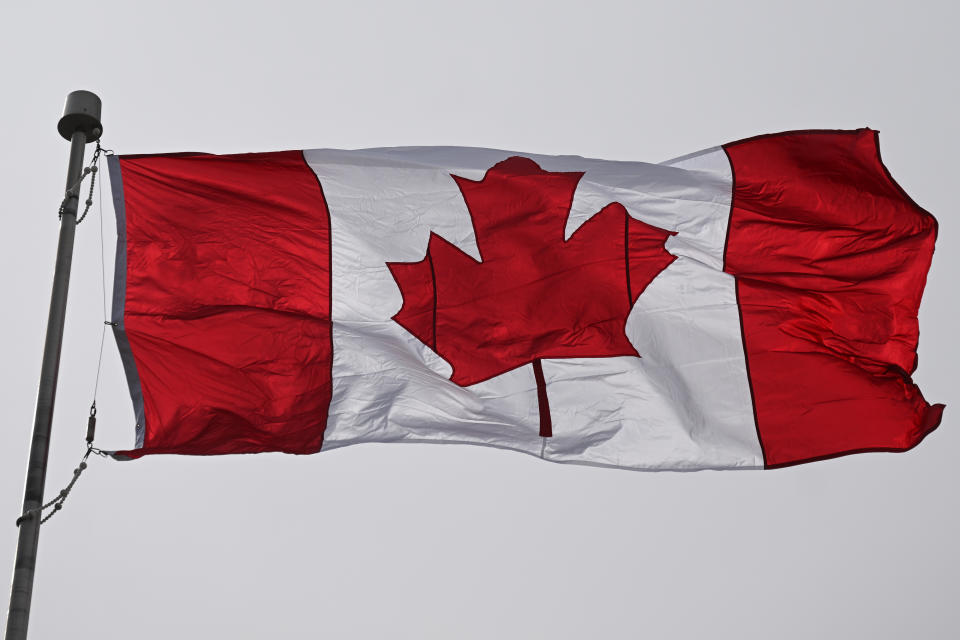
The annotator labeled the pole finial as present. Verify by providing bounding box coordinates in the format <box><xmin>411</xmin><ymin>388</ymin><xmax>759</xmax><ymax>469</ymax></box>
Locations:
<box><xmin>57</xmin><ymin>90</ymin><xmax>102</xmax><ymax>142</ymax></box>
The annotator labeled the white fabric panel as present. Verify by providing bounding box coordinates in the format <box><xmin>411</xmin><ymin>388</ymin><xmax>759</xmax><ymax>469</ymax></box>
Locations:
<box><xmin>305</xmin><ymin>146</ymin><xmax>762</xmax><ymax>470</ymax></box>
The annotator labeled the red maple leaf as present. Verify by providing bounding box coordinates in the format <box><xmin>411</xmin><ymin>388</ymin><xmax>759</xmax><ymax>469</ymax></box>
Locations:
<box><xmin>387</xmin><ymin>156</ymin><xmax>676</xmax><ymax>436</ymax></box>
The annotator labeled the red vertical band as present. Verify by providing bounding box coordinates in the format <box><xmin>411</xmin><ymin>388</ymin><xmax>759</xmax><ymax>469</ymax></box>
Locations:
<box><xmin>115</xmin><ymin>151</ymin><xmax>332</xmax><ymax>457</ymax></box>
<box><xmin>723</xmin><ymin>129</ymin><xmax>943</xmax><ymax>468</ymax></box>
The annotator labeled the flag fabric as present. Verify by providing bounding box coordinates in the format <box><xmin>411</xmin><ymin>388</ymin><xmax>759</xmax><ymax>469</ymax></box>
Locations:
<box><xmin>106</xmin><ymin>128</ymin><xmax>943</xmax><ymax>470</ymax></box>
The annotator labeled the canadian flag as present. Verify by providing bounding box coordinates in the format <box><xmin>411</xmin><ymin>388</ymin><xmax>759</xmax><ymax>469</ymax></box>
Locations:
<box><xmin>107</xmin><ymin>129</ymin><xmax>942</xmax><ymax>470</ymax></box>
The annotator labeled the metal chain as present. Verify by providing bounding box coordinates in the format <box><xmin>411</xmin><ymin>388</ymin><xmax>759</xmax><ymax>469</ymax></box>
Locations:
<box><xmin>18</xmin><ymin>141</ymin><xmax>116</xmax><ymax>529</ymax></box>
<box><xmin>14</xmin><ymin>442</ymin><xmax>106</xmax><ymax>527</ymax></box>
<box><xmin>74</xmin><ymin>164</ymin><xmax>98</xmax><ymax>224</ymax></box>
<box><xmin>58</xmin><ymin>141</ymin><xmax>112</xmax><ymax>224</ymax></box>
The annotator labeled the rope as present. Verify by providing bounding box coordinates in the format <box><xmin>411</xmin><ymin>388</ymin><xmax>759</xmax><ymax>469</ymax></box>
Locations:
<box><xmin>92</xmin><ymin>156</ymin><xmax>110</xmax><ymax>400</ymax></box>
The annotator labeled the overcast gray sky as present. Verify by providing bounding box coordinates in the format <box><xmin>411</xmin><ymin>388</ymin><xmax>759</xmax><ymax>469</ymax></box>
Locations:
<box><xmin>1</xmin><ymin>1</ymin><xmax>957</xmax><ymax>638</ymax></box>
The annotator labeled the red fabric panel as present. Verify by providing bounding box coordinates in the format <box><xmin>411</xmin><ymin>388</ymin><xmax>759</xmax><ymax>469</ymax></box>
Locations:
<box><xmin>117</xmin><ymin>151</ymin><xmax>332</xmax><ymax>457</ymax></box>
<box><xmin>724</xmin><ymin>129</ymin><xmax>943</xmax><ymax>468</ymax></box>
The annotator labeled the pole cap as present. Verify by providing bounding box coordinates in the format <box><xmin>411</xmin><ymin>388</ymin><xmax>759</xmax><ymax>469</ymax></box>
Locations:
<box><xmin>57</xmin><ymin>90</ymin><xmax>103</xmax><ymax>142</ymax></box>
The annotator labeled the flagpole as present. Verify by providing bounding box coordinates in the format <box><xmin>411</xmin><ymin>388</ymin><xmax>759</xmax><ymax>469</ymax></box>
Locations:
<box><xmin>5</xmin><ymin>91</ymin><xmax>102</xmax><ymax>640</ymax></box>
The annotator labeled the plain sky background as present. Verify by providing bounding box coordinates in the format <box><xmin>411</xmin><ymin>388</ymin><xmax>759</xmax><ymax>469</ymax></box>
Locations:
<box><xmin>1</xmin><ymin>1</ymin><xmax>956</xmax><ymax>638</ymax></box>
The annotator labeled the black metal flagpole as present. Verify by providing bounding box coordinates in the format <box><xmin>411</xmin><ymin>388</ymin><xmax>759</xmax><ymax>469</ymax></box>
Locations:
<box><xmin>5</xmin><ymin>91</ymin><xmax>102</xmax><ymax>640</ymax></box>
